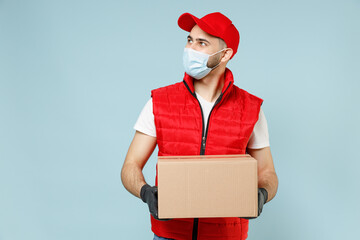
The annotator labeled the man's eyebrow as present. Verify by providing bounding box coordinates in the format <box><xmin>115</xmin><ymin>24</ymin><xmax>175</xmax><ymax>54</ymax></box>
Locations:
<box><xmin>196</xmin><ymin>38</ymin><xmax>210</xmax><ymax>44</ymax></box>
<box><xmin>187</xmin><ymin>35</ymin><xmax>211</xmax><ymax>44</ymax></box>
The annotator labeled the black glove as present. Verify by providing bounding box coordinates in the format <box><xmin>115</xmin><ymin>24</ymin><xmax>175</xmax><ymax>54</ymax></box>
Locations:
<box><xmin>242</xmin><ymin>188</ymin><xmax>268</xmax><ymax>220</ymax></box>
<box><xmin>140</xmin><ymin>184</ymin><xmax>172</xmax><ymax>221</ymax></box>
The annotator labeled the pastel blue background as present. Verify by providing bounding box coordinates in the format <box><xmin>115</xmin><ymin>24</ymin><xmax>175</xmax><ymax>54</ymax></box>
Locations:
<box><xmin>0</xmin><ymin>0</ymin><xmax>359</xmax><ymax>239</ymax></box>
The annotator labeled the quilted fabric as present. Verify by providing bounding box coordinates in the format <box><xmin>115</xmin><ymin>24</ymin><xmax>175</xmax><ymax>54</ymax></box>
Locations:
<box><xmin>150</xmin><ymin>68</ymin><xmax>263</xmax><ymax>240</ymax></box>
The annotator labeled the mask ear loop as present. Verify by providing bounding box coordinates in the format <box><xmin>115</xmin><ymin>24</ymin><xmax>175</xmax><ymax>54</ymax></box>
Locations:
<box><xmin>209</xmin><ymin>48</ymin><xmax>228</xmax><ymax>70</ymax></box>
<box><xmin>209</xmin><ymin>48</ymin><xmax>228</xmax><ymax>56</ymax></box>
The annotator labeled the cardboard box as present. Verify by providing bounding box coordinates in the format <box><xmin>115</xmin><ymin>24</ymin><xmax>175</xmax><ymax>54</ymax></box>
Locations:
<box><xmin>158</xmin><ymin>154</ymin><xmax>258</xmax><ymax>219</ymax></box>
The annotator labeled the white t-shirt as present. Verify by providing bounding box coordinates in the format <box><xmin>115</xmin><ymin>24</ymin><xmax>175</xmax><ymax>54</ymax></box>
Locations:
<box><xmin>134</xmin><ymin>93</ymin><xmax>270</xmax><ymax>149</ymax></box>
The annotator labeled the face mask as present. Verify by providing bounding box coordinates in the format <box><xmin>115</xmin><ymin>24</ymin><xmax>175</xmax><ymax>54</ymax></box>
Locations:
<box><xmin>183</xmin><ymin>48</ymin><xmax>226</xmax><ymax>80</ymax></box>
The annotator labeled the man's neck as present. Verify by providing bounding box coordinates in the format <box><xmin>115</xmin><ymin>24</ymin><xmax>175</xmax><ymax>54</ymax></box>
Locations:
<box><xmin>194</xmin><ymin>66</ymin><xmax>226</xmax><ymax>102</ymax></box>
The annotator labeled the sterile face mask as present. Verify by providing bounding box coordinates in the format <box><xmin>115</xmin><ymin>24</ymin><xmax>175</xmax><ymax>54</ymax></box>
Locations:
<box><xmin>183</xmin><ymin>48</ymin><xmax>226</xmax><ymax>80</ymax></box>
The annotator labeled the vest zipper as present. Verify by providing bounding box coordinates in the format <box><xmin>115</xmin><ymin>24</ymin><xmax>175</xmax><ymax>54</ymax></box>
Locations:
<box><xmin>183</xmin><ymin>80</ymin><xmax>231</xmax><ymax>240</ymax></box>
<box><xmin>200</xmin><ymin>82</ymin><xmax>231</xmax><ymax>154</ymax></box>
<box><xmin>192</xmin><ymin>218</ymin><xmax>199</xmax><ymax>240</ymax></box>
<box><xmin>201</xmin><ymin>94</ymin><xmax>222</xmax><ymax>154</ymax></box>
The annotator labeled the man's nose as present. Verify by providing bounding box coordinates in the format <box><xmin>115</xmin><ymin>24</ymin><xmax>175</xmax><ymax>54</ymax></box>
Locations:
<box><xmin>186</xmin><ymin>44</ymin><xmax>197</xmax><ymax>51</ymax></box>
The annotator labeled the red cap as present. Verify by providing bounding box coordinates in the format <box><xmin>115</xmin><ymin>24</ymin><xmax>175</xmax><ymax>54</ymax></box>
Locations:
<box><xmin>178</xmin><ymin>12</ymin><xmax>240</xmax><ymax>59</ymax></box>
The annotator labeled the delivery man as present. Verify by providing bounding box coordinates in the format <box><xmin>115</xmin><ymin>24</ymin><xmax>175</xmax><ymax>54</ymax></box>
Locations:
<box><xmin>121</xmin><ymin>12</ymin><xmax>278</xmax><ymax>240</ymax></box>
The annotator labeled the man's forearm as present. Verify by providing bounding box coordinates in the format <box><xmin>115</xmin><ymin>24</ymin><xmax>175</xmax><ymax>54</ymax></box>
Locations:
<box><xmin>121</xmin><ymin>163</ymin><xmax>147</xmax><ymax>199</ymax></box>
<box><xmin>258</xmin><ymin>171</ymin><xmax>278</xmax><ymax>202</ymax></box>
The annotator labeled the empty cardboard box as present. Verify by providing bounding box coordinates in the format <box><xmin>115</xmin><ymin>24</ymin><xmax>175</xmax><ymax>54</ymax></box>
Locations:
<box><xmin>158</xmin><ymin>154</ymin><xmax>258</xmax><ymax>219</ymax></box>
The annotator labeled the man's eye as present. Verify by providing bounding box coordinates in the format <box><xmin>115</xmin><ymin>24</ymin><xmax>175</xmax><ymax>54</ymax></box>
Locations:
<box><xmin>187</xmin><ymin>39</ymin><xmax>193</xmax><ymax>43</ymax></box>
<box><xmin>200</xmin><ymin>42</ymin><xmax>206</xmax><ymax>46</ymax></box>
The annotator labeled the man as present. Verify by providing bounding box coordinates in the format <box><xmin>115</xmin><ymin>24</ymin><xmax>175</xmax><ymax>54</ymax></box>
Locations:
<box><xmin>121</xmin><ymin>12</ymin><xmax>278</xmax><ymax>240</ymax></box>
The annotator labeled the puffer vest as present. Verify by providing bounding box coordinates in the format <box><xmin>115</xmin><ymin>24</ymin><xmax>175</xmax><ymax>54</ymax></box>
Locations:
<box><xmin>150</xmin><ymin>68</ymin><xmax>263</xmax><ymax>240</ymax></box>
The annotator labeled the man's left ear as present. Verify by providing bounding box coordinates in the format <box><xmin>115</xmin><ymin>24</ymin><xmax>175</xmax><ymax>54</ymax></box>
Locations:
<box><xmin>222</xmin><ymin>48</ymin><xmax>233</xmax><ymax>62</ymax></box>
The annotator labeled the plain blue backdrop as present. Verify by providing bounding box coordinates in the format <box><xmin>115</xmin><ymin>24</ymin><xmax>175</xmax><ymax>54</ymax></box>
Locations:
<box><xmin>0</xmin><ymin>0</ymin><xmax>359</xmax><ymax>239</ymax></box>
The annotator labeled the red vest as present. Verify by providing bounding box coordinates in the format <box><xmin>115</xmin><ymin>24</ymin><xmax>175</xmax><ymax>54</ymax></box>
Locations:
<box><xmin>150</xmin><ymin>68</ymin><xmax>263</xmax><ymax>240</ymax></box>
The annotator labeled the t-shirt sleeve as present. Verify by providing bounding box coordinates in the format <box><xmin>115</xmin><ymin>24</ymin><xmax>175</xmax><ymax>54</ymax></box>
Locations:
<box><xmin>133</xmin><ymin>98</ymin><xmax>156</xmax><ymax>137</ymax></box>
<box><xmin>247</xmin><ymin>107</ymin><xmax>270</xmax><ymax>149</ymax></box>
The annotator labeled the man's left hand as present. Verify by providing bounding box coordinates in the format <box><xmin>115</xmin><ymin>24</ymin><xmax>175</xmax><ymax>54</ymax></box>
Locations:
<box><xmin>242</xmin><ymin>188</ymin><xmax>268</xmax><ymax>219</ymax></box>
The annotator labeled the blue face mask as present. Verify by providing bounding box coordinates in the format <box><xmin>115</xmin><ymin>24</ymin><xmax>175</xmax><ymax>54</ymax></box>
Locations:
<box><xmin>183</xmin><ymin>48</ymin><xmax>226</xmax><ymax>80</ymax></box>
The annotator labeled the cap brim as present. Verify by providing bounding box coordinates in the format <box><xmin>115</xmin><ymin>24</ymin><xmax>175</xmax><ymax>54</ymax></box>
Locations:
<box><xmin>178</xmin><ymin>13</ymin><xmax>198</xmax><ymax>32</ymax></box>
<box><xmin>178</xmin><ymin>13</ymin><xmax>219</xmax><ymax>37</ymax></box>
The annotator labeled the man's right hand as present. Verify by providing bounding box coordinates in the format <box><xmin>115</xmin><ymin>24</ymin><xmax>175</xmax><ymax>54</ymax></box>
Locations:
<box><xmin>140</xmin><ymin>184</ymin><xmax>172</xmax><ymax>221</ymax></box>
